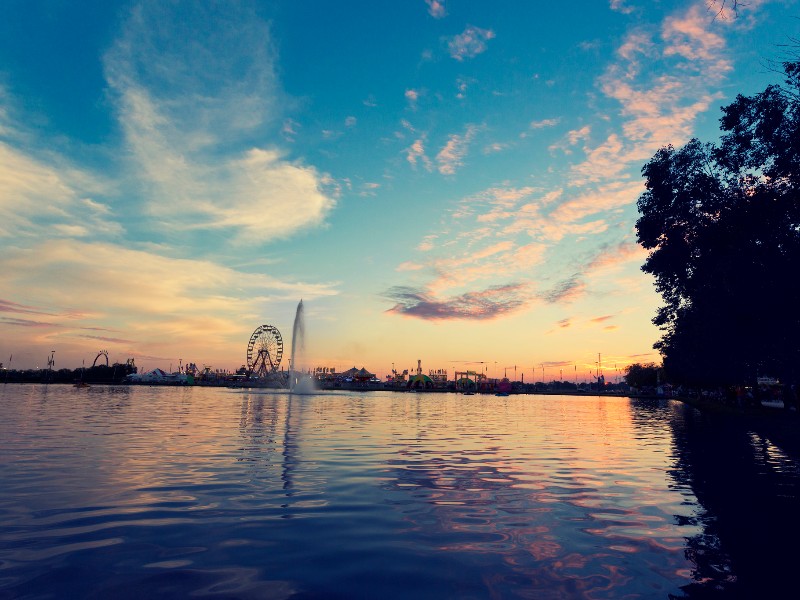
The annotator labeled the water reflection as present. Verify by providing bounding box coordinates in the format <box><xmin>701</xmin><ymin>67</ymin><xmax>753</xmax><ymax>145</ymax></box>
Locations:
<box><xmin>378</xmin><ymin>394</ymin><xmax>696</xmax><ymax>598</ymax></box>
<box><xmin>2</xmin><ymin>386</ymin><xmax>798</xmax><ymax>598</ymax></box>
<box><xmin>666</xmin><ymin>402</ymin><xmax>800</xmax><ymax>598</ymax></box>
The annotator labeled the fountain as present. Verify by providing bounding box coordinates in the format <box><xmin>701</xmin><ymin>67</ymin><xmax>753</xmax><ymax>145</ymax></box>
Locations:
<box><xmin>289</xmin><ymin>300</ymin><xmax>316</xmax><ymax>394</ymax></box>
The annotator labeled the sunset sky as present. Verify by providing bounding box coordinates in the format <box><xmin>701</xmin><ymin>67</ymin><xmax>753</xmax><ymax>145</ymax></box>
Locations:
<box><xmin>1</xmin><ymin>0</ymin><xmax>795</xmax><ymax>379</ymax></box>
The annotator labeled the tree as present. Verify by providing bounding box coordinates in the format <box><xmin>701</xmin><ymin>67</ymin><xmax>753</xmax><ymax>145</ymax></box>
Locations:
<box><xmin>624</xmin><ymin>363</ymin><xmax>662</xmax><ymax>389</ymax></box>
<box><xmin>636</xmin><ymin>60</ymin><xmax>800</xmax><ymax>387</ymax></box>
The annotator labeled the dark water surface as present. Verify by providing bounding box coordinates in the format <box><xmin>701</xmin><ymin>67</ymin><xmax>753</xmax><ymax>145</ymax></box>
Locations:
<box><xmin>1</xmin><ymin>386</ymin><xmax>798</xmax><ymax>599</ymax></box>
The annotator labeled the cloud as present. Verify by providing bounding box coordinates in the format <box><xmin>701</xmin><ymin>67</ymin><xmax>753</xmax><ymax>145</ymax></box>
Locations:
<box><xmin>548</xmin><ymin>181</ymin><xmax>643</xmax><ymax>225</ymax></box>
<box><xmin>610</xmin><ymin>0</ymin><xmax>634</xmax><ymax>14</ymax></box>
<box><xmin>571</xmin><ymin>5</ymin><xmax>731</xmax><ymax>185</ymax></box>
<box><xmin>590</xmin><ymin>315</ymin><xmax>615</xmax><ymax>323</ymax></box>
<box><xmin>418</xmin><ymin>235</ymin><xmax>437</xmax><ymax>251</ymax></box>
<box><xmin>0</xmin><ymin>130</ymin><xmax>121</xmax><ymax>242</ymax></box>
<box><xmin>359</xmin><ymin>182</ymin><xmax>381</xmax><ymax>197</ymax></box>
<box><xmin>383</xmin><ymin>3</ymin><xmax>764</xmax><ymax>327</ymax></box>
<box><xmin>406</xmin><ymin>137</ymin><xmax>433</xmax><ymax>171</ymax></box>
<box><xmin>385</xmin><ymin>283</ymin><xmax>528</xmax><ymax>320</ymax></box>
<box><xmin>425</xmin><ymin>0</ymin><xmax>446</xmax><ymax>19</ymax></box>
<box><xmin>436</xmin><ymin>124</ymin><xmax>481</xmax><ymax>175</ymax></box>
<box><xmin>447</xmin><ymin>25</ymin><xmax>495</xmax><ymax>61</ymax></box>
<box><xmin>104</xmin><ymin>1</ymin><xmax>335</xmax><ymax>243</ymax></box>
<box><xmin>585</xmin><ymin>240</ymin><xmax>647</xmax><ymax>271</ymax></box>
<box><xmin>0</xmin><ymin>239</ymin><xmax>338</xmax><ymax>365</ymax></box>
<box><xmin>396</xmin><ymin>261</ymin><xmax>425</xmax><ymax>272</ymax></box>
<box><xmin>405</xmin><ymin>88</ymin><xmax>420</xmax><ymax>104</ymax></box>
<box><xmin>548</xmin><ymin>125</ymin><xmax>591</xmax><ymax>153</ymax></box>
<box><xmin>282</xmin><ymin>118</ymin><xmax>299</xmax><ymax>141</ymax></box>
<box><xmin>529</xmin><ymin>118</ymin><xmax>561</xmax><ymax>130</ymax></box>
<box><xmin>663</xmin><ymin>7</ymin><xmax>727</xmax><ymax>63</ymax></box>
<box><xmin>0</xmin><ymin>317</ymin><xmax>60</xmax><ymax>329</ymax></box>
<box><xmin>483</xmin><ymin>142</ymin><xmax>509</xmax><ymax>154</ymax></box>
<box><xmin>78</xmin><ymin>334</ymin><xmax>138</xmax><ymax>345</ymax></box>
<box><xmin>540</xmin><ymin>275</ymin><xmax>586</xmax><ymax>304</ymax></box>
<box><xmin>0</xmin><ymin>299</ymin><xmax>54</xmax><ymax>316</ymax></box>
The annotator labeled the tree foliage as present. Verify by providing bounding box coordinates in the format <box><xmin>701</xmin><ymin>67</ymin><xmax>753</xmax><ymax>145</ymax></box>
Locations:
<box><xmin>636</xmin><ymin>61</ymin><xmax>800</xmax><ymax>387</ymax></box>
<box><xmin>624</xmin><ymin>363</ymin><xmax>662</xmax><ymax>389</ymax></box>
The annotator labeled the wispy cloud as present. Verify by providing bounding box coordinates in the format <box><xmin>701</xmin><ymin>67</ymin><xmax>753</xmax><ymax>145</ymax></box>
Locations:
<box><xmin>447</xmin><ymin>25</ymin><xmax>495</xmax><ymax>61</ymax></box>
<box><xmin>539</xmin><ymin>275</ymin><xmax>586</xmax><ymax>304</ymax></box>
<box><xmin>385</xmin><ymin>283</ymin><xmax>528</xmax><ymax>320</ymax></box>
<box><xmin>406</xmin><ymin>137</ymin><xmax>433</xmax><ymax>171</ymax></box>
<box><xmin>548</xmin><ymin>181</ymin><xmax>643</xmax><ymax>225</ymax></box>
<box><xmin>1</xmin><ymin>317</ymin><xmax>60</xmax><ymax>329</ymax></box>
<box><xmin>549</xmin><ymin>125</ymin><xmax>591</xmax><ymax>154</ymax></box>
<box><xmin>104</xmin><ymin>1</ymin><xmax>335</xmax><ymax>243</ymax></box>
<box><xmin>359</xmin><ymin>182</ymin><xmax>381</xmax><ymax>197</ymax></box>
<box><xmin>610</xmin><ymin>0</ymin><xmax>635</xmax><ymax>14</ymax></box>
<box><xmin>425</xmin><ymin>0</ymin><xmax>446</xmax><ymax>19</ymax></box>
<box><xmin>0</xmin><ymin>299</ymin><xmax>54</xmax><ymax>316</ymax></box>
<box><xmin>436</xmin><ymin>124</ymin><xmax>481</xmax><ymax>175</ymax></box>
<box><xmin>0</xmin><ymin>239</ymin><xmax>338</xmax><ymax>363</ymax></box>
<box><xmin>571</xmin><ymin>4</ymin><xmax>731</xmax><ymax>185</ymax></box>
<box><xmin>590</xmin><ymin>314</ymin><xmax>615</xmax><ymax>323</ymax></box>
<box><xmin>530</xmin><ymin>118</ymin><xmax>561</xmax><ymax>130</ymax></box>
<box><xmin>0</xmin><ymin>140</ymin><xmax>112</xmax><ymax>239</ymax></box>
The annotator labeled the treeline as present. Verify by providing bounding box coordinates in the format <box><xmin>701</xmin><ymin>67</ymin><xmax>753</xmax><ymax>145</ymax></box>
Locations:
<box><xmin>2</xmin><ymin>363</ymin><xmax>137</xmax><ymax>385</ymax></box>
<box><xmin>636</xmin><ymin>59</ymin><xmax>800</xmax><ymax>388</ymax></box>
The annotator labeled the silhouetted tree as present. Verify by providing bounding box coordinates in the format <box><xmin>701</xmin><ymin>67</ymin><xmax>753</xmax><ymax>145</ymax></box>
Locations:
<box><xmin>636</xmin><ymin>60</ymin><xmax>800</xmax><ymax>387</ymax></box>
<box><xmin>624</xmin><ymin>363</ymin><xmax>662</xmax><ymax>389</ymax></box>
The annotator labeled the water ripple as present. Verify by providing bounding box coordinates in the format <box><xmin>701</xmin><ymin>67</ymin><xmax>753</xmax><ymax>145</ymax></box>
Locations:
<box><xmin>1</xmin><ymin>387</ymin><xmax>798</xmax><ymax>597</ymax></box>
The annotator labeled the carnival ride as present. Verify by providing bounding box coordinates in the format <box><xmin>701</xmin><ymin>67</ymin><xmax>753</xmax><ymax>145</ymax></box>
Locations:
<box><xmin>246</xmin><ymin>324</ymin><xmax>284</xmax><ymax>378</ymax></box>
<box><xmin>92</xmin><ymin>350</ymin><xmax>109</xmax><ymax>367</ymax></box>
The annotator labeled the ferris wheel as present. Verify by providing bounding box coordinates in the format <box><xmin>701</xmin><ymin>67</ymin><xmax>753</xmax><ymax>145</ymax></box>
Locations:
<box><xmin>246</xmin><ymin>324</ymin><xmax>284</xmax><ymax>376</ymax></box>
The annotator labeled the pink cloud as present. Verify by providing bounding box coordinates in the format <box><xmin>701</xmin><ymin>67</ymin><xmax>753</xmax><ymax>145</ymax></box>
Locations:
<box><xmin>663</xmin><ymin>6</ymin><xmax>727</xmax><ymax>63</ymax></box>
<box><xmin>549</xmin><ymin>125</ymin><xmax>591</xmax><ymax>153</ymax></box>
<box><xmin>436</xmin><ymin>124</ymin><xmax>480</xmax><ymax>175</ymax></box>
<box><xmin>586</xmin><ymin>241</ymin><xmax>648</xmax><ymax>271</ymax></box>
<box><xmin>591</xmin><ymin>314</ymin><xmax>615</xmax><ymax>323</ymax></box>
<box><xmin>570</xmin><ymin>4</ymin><xmax>733</xmax><ymax>186</ymax></box>
<box><xmin>406</xmin><ymin>138</ymin><xmax>433</xmax><ymax>171</ymax></box>
<box><xmin>448</xmin><ymin>26</ymin><xmax>495</xmax><ymax>61</ymax></box>
<box><xmin>548</xmin><ymin>181</ymin><xmax>643</xmax><ymax>225</ymax></box>
<box><xmin>425</xmin><ymin>0</ymin><xmax>446</xmax><ymax>19</ymax></box>
<box><xmin>610</xmin><ymin>0</ymin><xmax>634</xmax><ymax>14</ymax></box>
<box><xmin>396</xmin><ymin>261</ymin><xmax>425</xmax><ymax>272</ymax></box>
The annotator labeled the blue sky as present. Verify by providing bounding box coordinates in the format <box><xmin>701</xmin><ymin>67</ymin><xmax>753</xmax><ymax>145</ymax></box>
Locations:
<box><xmin>1</xmin><ymin>0</ymin><xmax>796</xmax><ymax>378</ymax></box>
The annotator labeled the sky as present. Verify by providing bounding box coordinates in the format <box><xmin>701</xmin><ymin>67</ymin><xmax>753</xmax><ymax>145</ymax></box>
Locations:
<box><xmin>0</xmin><ymin>0</ymin><xmax>796</xmax><ymax>380</ymax></box>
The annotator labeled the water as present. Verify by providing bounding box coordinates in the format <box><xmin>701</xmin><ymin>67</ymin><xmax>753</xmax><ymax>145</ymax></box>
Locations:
<box><xmin>1</xmin><ymin>386</ymin><xmax>798</xmax><ymax>599</ymax></box>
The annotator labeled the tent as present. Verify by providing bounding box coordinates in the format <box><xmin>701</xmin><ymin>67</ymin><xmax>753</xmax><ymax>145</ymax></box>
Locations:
<box><xmin>341</xmin><ymin>367</ymin><xmax>375</xmax><ymax>382</ymax></box>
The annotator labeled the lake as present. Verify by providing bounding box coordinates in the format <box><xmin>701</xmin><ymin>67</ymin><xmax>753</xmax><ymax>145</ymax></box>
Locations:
<box><xmin>1</xmin><ymin>385</ymin><xmax>798</xmax><ymax>598</ymax></box>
